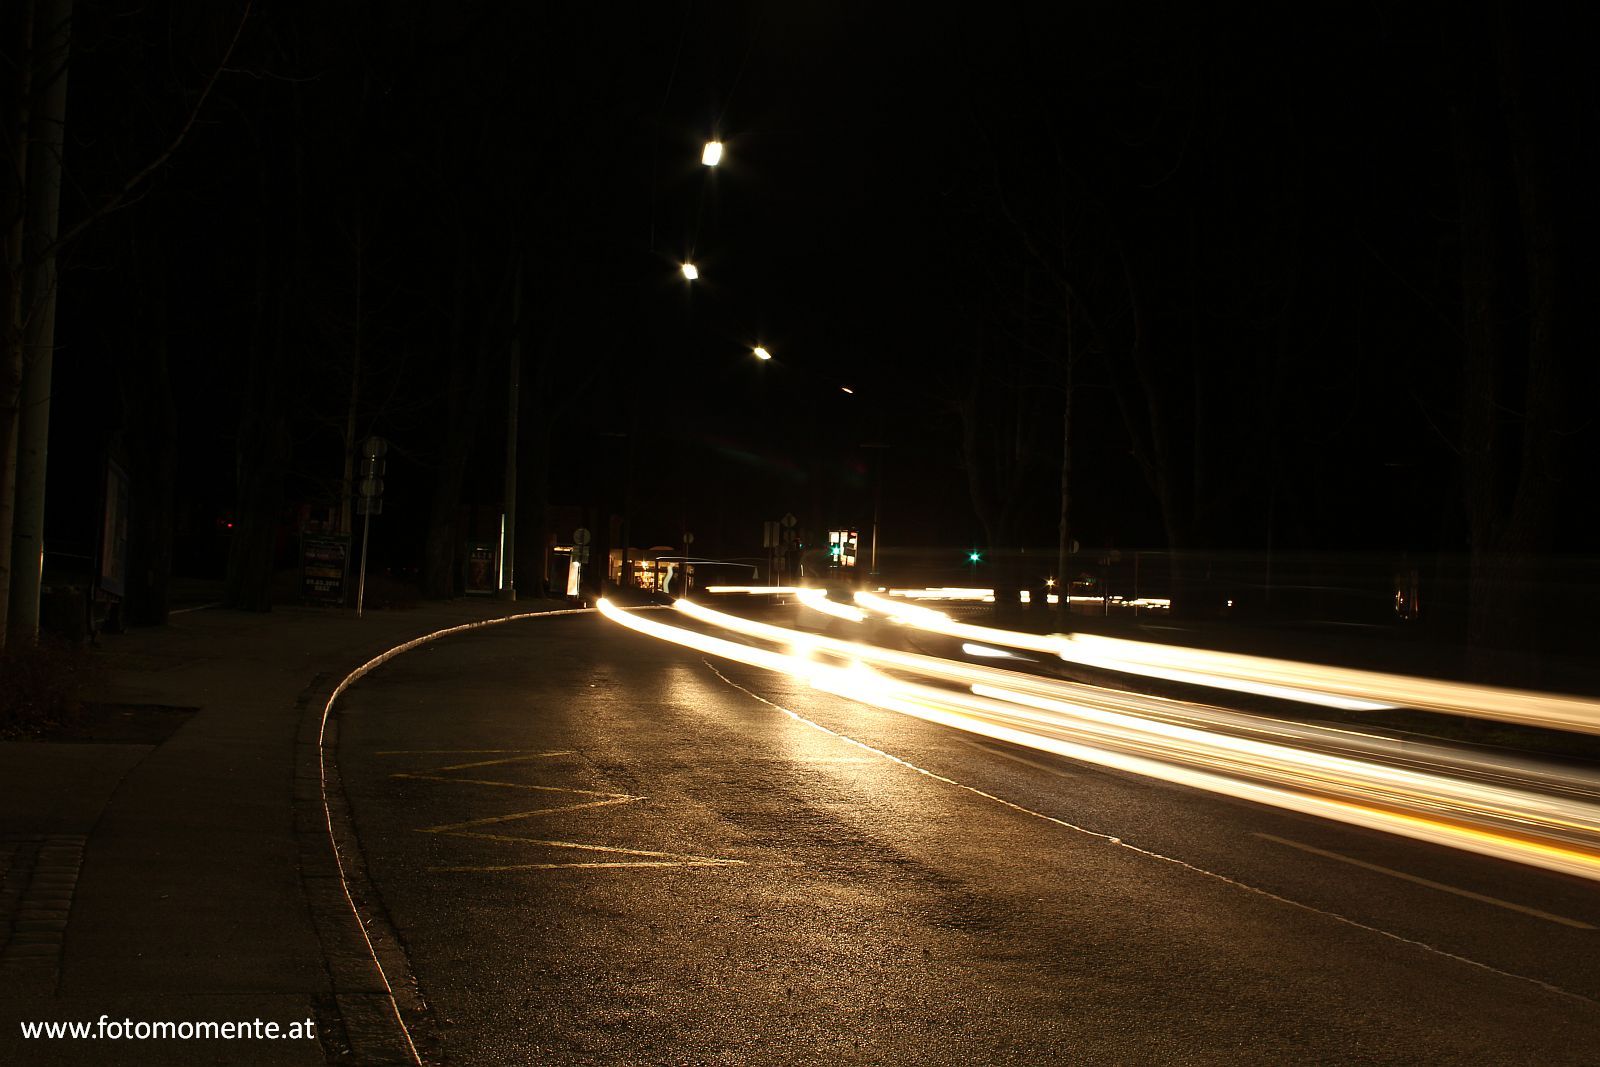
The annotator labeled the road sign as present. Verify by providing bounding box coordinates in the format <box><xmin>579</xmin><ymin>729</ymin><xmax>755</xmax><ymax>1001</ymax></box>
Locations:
<box><xmin>573</xmin><ymin>527</ymin><xmax>591</xmax><ymax>545</ymax></box>
<box><xmin>355</xmin><ymin>497</ymin><xmax>383</xmax><ymax>515</ymax></box>
<box><xmin>763</xmin><ymin>520</ymin><xmax>779</xmax><ymax>548</ymax></box>
<box><xmin>683</xmin><ymin>531</ymin><xmax>695</xmax><ymax>545</ymax></box>
<box><xmin>573</xmin><ymin>545</ymin><xmax>590</xmax><ymax>563</ymax></box>
<box><xmin>780</xmin><ymin>512</ymin><xmax>797</xmax><ymax>528</ymax></box>
<box><xmin>359</xmin><ymin>476</ymin><xmax>384</xmax><ymax>498</ymax></box>
<box><xmin>362</xmin><ymin>435</ymin><xmax>388</xmax><ymax>459</ymax></box>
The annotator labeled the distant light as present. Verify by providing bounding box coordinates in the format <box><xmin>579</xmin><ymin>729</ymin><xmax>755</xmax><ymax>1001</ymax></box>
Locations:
<box><xmin>753</xmin><ymin>346</ymin><xmax>772</xmax><ymax>360</ymax></box>
<box><xmin>841</xmin><ymin>386</ymin><xmax>854</xmax><ymax>394</ymax></box>
<box><xmin>968</xmin><ymin>552</ymin><xmax>981</xmax><ymax>562</ymax></box>
<box><xmin>702</xmin><ymin>140</ymin><xmax>723</xmax><ymax>166</ymax></box>
<box><xmin>681</xmin><ymin>262</ymin><xmax>698</xmax><ymax>280</ymax></box>
<box><xmin>1045</xmin><ymin>577</ymin><xmax>1056</xmax><ymax>588</ymax></box>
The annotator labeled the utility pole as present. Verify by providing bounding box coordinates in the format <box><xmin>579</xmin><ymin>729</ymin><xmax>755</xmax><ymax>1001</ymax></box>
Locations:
<box><xmin>498</xmin><ymin>257</ymin><xmax>522</xmax><ymax>601</ymax></box>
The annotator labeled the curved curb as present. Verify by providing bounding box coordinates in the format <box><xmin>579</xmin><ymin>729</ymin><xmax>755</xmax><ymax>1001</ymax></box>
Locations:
<box><xmin>310</xmin><ymin>606</ymin><xmax>599</xmax><ymax>1064</ymax></box>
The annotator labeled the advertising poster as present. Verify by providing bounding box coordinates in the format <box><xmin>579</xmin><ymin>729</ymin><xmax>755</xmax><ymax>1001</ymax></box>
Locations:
<box><xmin>301</xmin><ymin>534</ymin><xmax>351</xmax><ymax>604</ymax></box>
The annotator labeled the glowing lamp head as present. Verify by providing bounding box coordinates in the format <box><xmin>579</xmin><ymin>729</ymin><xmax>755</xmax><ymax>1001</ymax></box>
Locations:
<box><xmin>702</xmin><ymin>140</ymin><xmax>723</xmax><ymax>166</ymax></box>
<box><xmin>753</xmin><ymin>346</ymin><xmax>772</xmax><ymax>360</ymax></box>
<box><xmin>968</xmin><ymin>551</ymin><xmax>981</xmax><ymax>562</ymax></box>
<box><xmin>681</xmin><ymin>262</ymin><xmax>699</xmax><ymax>281</ymax></box>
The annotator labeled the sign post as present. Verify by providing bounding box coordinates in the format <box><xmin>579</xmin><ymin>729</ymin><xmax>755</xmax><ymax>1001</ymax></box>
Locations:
<box><xmin>570</xmin><ymin>527</ymin><xmax>590</xmax><ymax>597</ymax></box>
<box><xmin>355</xmin><ymin>435</ymin><xmax>387</xmax><ymax>616</ymax></box>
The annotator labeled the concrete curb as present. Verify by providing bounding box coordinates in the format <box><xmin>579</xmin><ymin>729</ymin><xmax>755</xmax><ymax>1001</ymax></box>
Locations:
<box><xmin>295</xmin><ymin>607</ymin><xmax>597</xmax><ymax>1066</ymax></box>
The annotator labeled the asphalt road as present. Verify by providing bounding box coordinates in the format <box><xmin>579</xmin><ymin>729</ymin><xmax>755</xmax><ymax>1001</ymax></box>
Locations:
<box><xmin>334</xmin><ymin>608</ymin><xmax>1600</xmax><ymax>1064</ymax></box>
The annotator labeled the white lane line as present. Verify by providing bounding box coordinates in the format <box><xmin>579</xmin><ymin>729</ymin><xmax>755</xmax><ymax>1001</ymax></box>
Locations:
<box><xmin>701</xmin><ymin>660</ymin><xmax>1600</xmax><ymax>1010</ymax></box>
<box><xmin>170</xmin><ymin>601</ymin><xmax>222</xmax><ymax>615</ymax></box>
<box><xmin>955</xmin><ymin>737</ymin><xmax>1077</xmax><ymax>779</ymax></box>
<box><xmin>1253</xmin><ymin>833</ymin><xmax>1596</xmax><ymax>930</ymax></box>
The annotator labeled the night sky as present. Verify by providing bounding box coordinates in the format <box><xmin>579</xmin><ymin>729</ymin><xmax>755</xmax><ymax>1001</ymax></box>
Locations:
<box><xmin>27</xmin><ymin>2</ymin><xmax>1600</xmax><ymax>637</ymax></box>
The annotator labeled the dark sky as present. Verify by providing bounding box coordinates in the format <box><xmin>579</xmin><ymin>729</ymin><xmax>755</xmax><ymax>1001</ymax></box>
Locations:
<box><xmin>40</xmin><ymin>1</ymin><xmax>1600</xmax><ymax>596</ymax></box>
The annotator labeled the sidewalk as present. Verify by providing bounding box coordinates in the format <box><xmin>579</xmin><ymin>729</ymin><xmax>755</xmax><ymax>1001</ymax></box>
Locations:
<box><xmin>1</xmin><ymin>596</ymin><xmax>570</xmax><ymax>1065</ymax></box>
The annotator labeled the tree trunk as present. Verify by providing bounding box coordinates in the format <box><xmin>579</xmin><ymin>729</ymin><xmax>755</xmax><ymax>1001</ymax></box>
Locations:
<box><xmin>421</xmin><ymin>251</ymin><xmax>482</xmax><ymax>599</ymax></box>
<box><xmin>1055</xmin><ymin>294</ymin><xmax>1074</xmax><ymax>626</ymax></box>
<box><xmin>121</xmin><ymin>221</ymin><xmax>176</xmax><ymax>625</ymax></box>
<box><xmin>226</xmin><ymin>84</ymin><xmax>300</xmax><ymax>611</ymax></box>
<box><xmin>5</xmin><ymin>0</ymin><xmax>71</xmax><ymax>648</ymax></box>
<box><xmin>0</xmin><ymin>0</ymin><xmax>38</xmax><ymax>650</ymax></box>
<box><xmin>1454</xmin><ymin>10</ymin><xmax>1563</xmax><ymax>684</ymax></box>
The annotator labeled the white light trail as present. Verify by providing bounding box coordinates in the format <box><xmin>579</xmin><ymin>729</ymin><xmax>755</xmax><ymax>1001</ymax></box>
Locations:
<box><xmin>858</xmin><ymin>588</ymin><xmax>1600</xmax><ymax>733</ymax></box>
<box><xmin>597</xmin><ymin>597</ymin><xmax>1600</xmax><ymax>882</ymax></box>
<box><xmin>705</xmin><ymin>586</ymin><xmax>797</xmax><ymax>595</ymax></box>
<box><xmin>795</xmin><ymin>587</ymin><xmax>867</xmax><ymax>623</ymax></box>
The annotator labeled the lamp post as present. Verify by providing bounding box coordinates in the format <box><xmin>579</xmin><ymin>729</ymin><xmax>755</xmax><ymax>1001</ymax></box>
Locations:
<box><xmin>860</xmin><ymin>441</ymin><xmax>888</xmax><ymax>578</ymax></box>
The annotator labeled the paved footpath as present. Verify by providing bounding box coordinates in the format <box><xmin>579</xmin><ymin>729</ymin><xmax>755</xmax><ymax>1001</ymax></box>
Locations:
<box><xmin>1</xmin><ymin>597</ymin><xmax>569</xmax><ymax>1066</ymax></box>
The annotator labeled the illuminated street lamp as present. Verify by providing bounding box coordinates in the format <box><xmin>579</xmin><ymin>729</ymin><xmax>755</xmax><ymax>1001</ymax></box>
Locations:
<box><xmin>753</xmin><ymin>345</ymin><xmax>772</xmax><ymax>360</ymax></box>
<box><xmin>681</xmin><ymin>262</ymin><xmax>699</xmax><ymax>281</ymax></box>
<box><xmin>702</xmin><ymin>140</ymin><xmax>723</xmax><ymax>166</ymax></box>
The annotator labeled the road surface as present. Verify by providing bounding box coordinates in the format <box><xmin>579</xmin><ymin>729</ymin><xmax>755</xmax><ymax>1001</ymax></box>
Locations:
<box><xmin>332</xmin><ymin>608</ymin><xmax>1600</xmax><ymax>1064</ymax></box>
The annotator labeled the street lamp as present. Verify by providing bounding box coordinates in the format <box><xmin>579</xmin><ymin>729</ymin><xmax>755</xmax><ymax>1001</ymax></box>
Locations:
<box><xmin>681</xmin><ymin>262</ymin><xmax>699</xmax><ymax>281</ymax></box>
<box><xmin>753</xmin><ymin>345</ymin><xmax>772</xmax><ymax>360</ymax></box>
<box><xmin>702</xmin><ymin>140</ymin><xmax>723</xmax><ymax>166</ymax></box>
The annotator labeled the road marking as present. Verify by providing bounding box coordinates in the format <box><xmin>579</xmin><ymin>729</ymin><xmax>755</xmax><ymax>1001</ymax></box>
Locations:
<box><xmin>955</xmin><ymin>737</ymin><xmax>1077</xmax><ymax>779</ymax></box>
<box><xmin>409</xmin><ymin>752</ymin><xmax>575</xmax><ymax>773</ymax></box>
<box><xmin>701</xmin><ymin>660</ymin><xmax>1600</xmax><ymax>1009</ymax></box>
<box><xmin>170</xmin><ymin>601</ymin><xmax>222</xmax><ymax>615</ymax></box>
<box><xmin>1252</xmin><ymin>833</ymin><xmax>1596</xmax><ymax>929</ymax></box>
<box><xmin>377</xmin><ymin>748</ymin><xmax>567</xmax><ymax>755</ymax></box>
<box><xmin>434</xmin><ymin>860</ymin><xmax>736</xmax><ymax>872</ymax></box>
<box><xmin>430</xmin><ymin>837</ymin><xmax>745</xmax><ymax>872</ymax></box>
<box><xmin>421</xmin><ymin>797</ymin><xmax>639</xmax><ymax>834</ymax></box>
<box><xmin>393</xmin><ymin>748</ymin><xmax>742</xmax><ymax>873</ymax></box>
<box><xmin>393</xmin><ymin>774</ymin><xmax>634</xmax><ymax>797</ymax></box>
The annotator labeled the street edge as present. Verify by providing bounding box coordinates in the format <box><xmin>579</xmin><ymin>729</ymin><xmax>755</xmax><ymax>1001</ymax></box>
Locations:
<box><xmin>306</xmin><ymin>605</ymin><xmax>600</xmax><ymax>1065</ymax></box>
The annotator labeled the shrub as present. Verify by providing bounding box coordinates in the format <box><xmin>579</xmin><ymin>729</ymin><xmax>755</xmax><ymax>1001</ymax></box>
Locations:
<box><xmin>0</xmin><ymin>635</ymin><xmax>96</xmax><ymax>739</ymax></box>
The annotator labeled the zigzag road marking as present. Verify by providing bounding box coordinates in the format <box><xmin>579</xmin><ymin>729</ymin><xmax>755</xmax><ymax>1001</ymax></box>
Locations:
<box><xmin>381</xmin><ymin>748</ymin><xmax>744</xmax><ymax>872</ymax></box>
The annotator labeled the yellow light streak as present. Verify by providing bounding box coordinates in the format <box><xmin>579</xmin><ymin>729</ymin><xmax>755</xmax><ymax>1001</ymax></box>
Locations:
<box><xmin>598</xmin><ymin>597</ymin><xmax>1600</xmax><ymax>882</ymax></box>
<box><xmin>795</xmin><ymin>587</ymin><xmax>867</xmax><ymax>623</ymax></box>
<box><xmin>705</xmin><ymin>585</ymin><xmax>798</xmax><ymax>595</ymax></box>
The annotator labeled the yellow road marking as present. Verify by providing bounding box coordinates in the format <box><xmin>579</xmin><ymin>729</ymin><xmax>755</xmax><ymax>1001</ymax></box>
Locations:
<box><xmin>376</xmin><ymin>749</ymin><xmax>568</xmax><ymax>755</ymax></box>
<box><xmin>391</xmin><ymin>749</ymin><xmax>742</xmax><ymax>873</ymax></box>
<box><xmin>421</xmin><ymin>798</ymin><xmax>639</xmax><ymax>834</ymax></box>
<box><xmin>434</xmin><ymin>861</ymin><xmax>735</xmax><ymax>871</ymax></box>
<box><xmin>392</xmin><ymin>773</ymin><xmax>636</xmax><ymax>798</ymax></box>
<box><xmin>444</xmin><ymin>835</ymin><xmax>744</xmax><ymax>865</ymax></box>
<box><xmin>1253</xmin><ymin>833</ymin><xmax>1597</xmax><ymax>929</ymax></box>
<box><xmin>418</xmin><ymin>752</ymin><xmax>576</xmax><ymax>773</ymax></box>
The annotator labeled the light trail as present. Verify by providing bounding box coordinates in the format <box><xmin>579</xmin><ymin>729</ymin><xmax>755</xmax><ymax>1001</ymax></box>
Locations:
<box><xmin>794</xmin><ymin>587</ymin><xmax>867</xmax><ymax>623</ymax></box>
<box><xmin>854</xmin><ymin>591</ymin><xmax>1600</xmax><ymax>733</ymax></box>
<box><xmin>597</xmin><ymin>597</ymin><xmax>1600</xmax><ymax>882</ymax></box>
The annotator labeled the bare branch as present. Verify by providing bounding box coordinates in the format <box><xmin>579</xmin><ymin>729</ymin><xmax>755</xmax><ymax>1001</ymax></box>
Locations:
<box><xmin>45</xmin><ymin>1</ymin><xmax>253</xmax><ymax>260</ymax></box>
